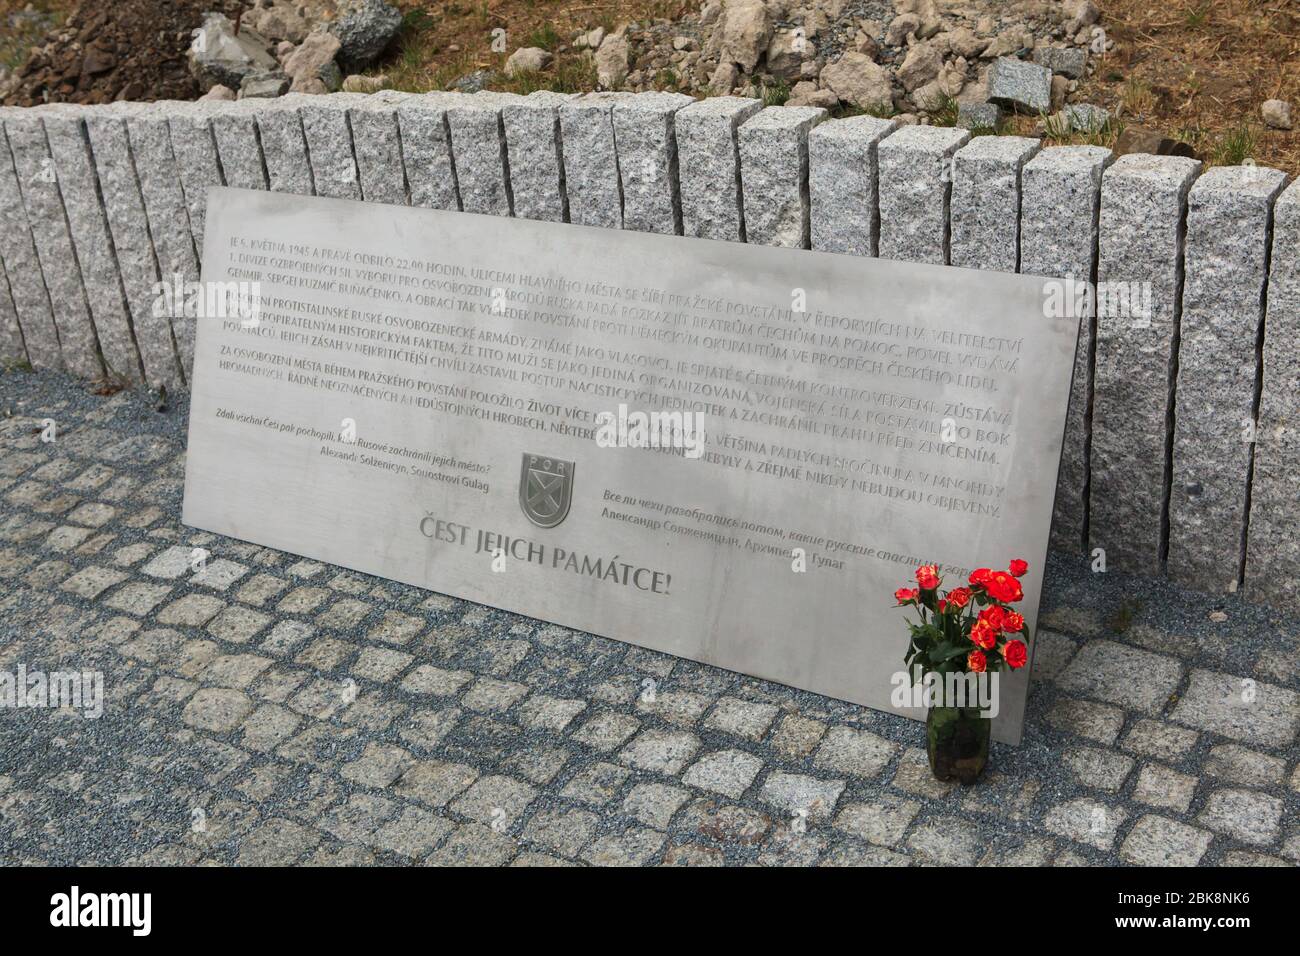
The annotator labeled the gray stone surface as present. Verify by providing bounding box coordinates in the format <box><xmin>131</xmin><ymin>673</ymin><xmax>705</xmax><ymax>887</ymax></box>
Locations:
<box><xmin>239</xmin><ymin>71</ymin><xmax>291</xmax><ymax>100</ymax></box>
<box><xmin>1033</xmin><ymin>46</ymin><xmax>1087</xmax><ymax>79</ymax></box>
<box><xmin>167</xmin><ymin>104</ymin><xmax>226</xmax><ymax>253</ymax></box>
<box><xmin>1058</xmin><ymin>640</ymin><xmax>1183</xmax><ymax>714</ymax></box>
<box><xmin>2</xmin><ymin>372</ymin><xmax>1299</xmax><ymax>866</ymax></box>
<box><xmin>1091</xmin><ymin>154</ymin><xmax>1201</xmax><ymax>571</ymax></box>
<box><xmin>254</xmin><ymin>96</ymin><xmax>315</xmax><ymax>196</ymax></box>
<box><xmin>206</xmin><ymin>100</ymin><xmax>270</xmax><ymax>191</ymax></box>
<box><xmin>39</xmin><ymin>106</ymin><xmax>144</xmax><ymax>384</ymax></box>
<box><xmin>445</xmin><ymin>92</ymin><xmax>519</xmax><ymax>217</ymax></box>
<box><xmin>3</xmin><ymin>112</ymin><xmax>102</xmax><ymax>380</ymax></box>
<box><xmin>395</xmin><ymin>93</ymin><xmax>459</xmax><ymax>212</ymax></box>
<box><xmin>559</xmin><ymin>93</ymin><xmax>632</xmax><ymax>230</ymax></box>
<box><xmin>1064</xmin><ymin>103</ymin><xmax>1109</xmax><ymax>133</ymax></box>
<box><xmin>738</xmin><ymin>105</ymin><xmax>827</xmax><ymax>248</ymax></box>
<box><xmin>1120</xmin><ymin>815</ymin><xmax>1212</xmax><ymax>865</ymax></box>
<box><xmin>330</xmin><ymin>0</ymin><xmax>403</xmax><ymax>73</ymax></box>
<box><xmin>957</xmin><ymin>102</ymin><xmax>1001</xmax><ymax>131</ymax></box>
<box><xmin>127</xmin><ymin>104</ymin><xmax>201</xmax><ymax>380</ymax></box>
<box><xmin>299</xmin><ymin>94</ymin><xmax>363</xmax><ymax>201</ymax></box>
<box><xmin>1247</xmin><ymin>179</ymin><xmax>1300</xmax><ymax>606</ymax></box>
<box><xmin>0</xmin><ymin>116</ymin><xmax>64</xmax><ymax>372</ymax></box>
<box><xmin>676</xmin><ymin>96</ymin><xmax>762</xmax><ymax>242</ymax></box>
<box><xmin>877</xmin><ymin>124</ymin><xmax>969</xmax><ymax>264</ymax></box>
<box><xmin>349</xmin><ymin>92</ymin><xmax>409</xmax><ymax>206</ymax></box>
<box><xmin>501</xmin><ymin>92</ymin><xmax>573</xmax><ymax>224</ymax></box>
<box><xmin>1171</xmin><ymin>669</ymin><xmax>1299</xmax><ymax>747</ymax></box>
<box><xmin>1167</xmin><ymin>165</ymin><xmax>1288</xmax><ymax>592</ymax></box>
<box><xmin>808</xmin><ymin>114</ymin><xmax>897</xmax><ymax>257</ymax></box>
<box><xmin>950</xmin><ymin>135</ymin><xmax>1039</xmax><ymax>272</ymax></box>
<box><xmin>987</xmin><ymin>56</ymin><xmax>1052</xmax><ymax>113</ymax></box>
<box><xmin>1197</xmin><ymin>788</ymin><xmax>1282</xmax><ymax>846</ymax></box>
<box><xmin>0</xmin><ymin>254</ymin><xmax>22</xmax><ymax>367</ymax></box>
<box><xmin>612</xmin><ymin>92</ymin><xmax>693</xmax><ymax>235</ymax></box>
<box><xmin>84</xmin><ymin>106</ymin><xmax>183</xmax><ymax>389</ymax></box>
<box><xmin>1020</xmin><ymin>146</ymin><xmax>1112</xmax><ymax>551</ymax></box>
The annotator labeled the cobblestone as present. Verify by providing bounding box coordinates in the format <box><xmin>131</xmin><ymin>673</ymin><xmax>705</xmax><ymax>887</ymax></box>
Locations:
<box><xmin>3</xmin><ymin>375</ymin><xmax>1298</xmax><ymax>865</ymax></box>
<box><xmin>1120</xmin><ymin>815</ymin><xmax>1214</xmax><ymax>866</ymax></box>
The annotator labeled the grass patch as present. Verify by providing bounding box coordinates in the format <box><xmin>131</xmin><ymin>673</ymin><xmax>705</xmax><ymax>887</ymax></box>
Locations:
<box><xmin>495</xmin><ymin>54</ymin><xmax>598</xmax><ymax>95</ymax></box>
<box><xmin>929</xmin><ymin>95</ymin><xmax>960</xmax><ymax>128</ymax></box>
<box><xmin>860</xmin><ymin>100</ymin><xmax>898</xmax><ymax>119</ymax></box>
<box><xmin>761</xmin><ymin>81</ymin><xmax>790</xmax><ymax>107</ymax></box>
<box><xmin>1042</xmin><ymin>110</ymin><xmax>1073</xmax><ymax>140</ymax></box>
<box><xmin>1184</xmin><ymin>1</ymin><xmax>1212</xmax><ymax>28</ymax></box>
<box><xmin>525</xmin><ymin>24</ymin><xmax>562</xmax><ymax>51</ymax></box>
<box><xmin>1117</xmin><ymin>77</ymin><xmax>1156</xmax><ymax>118</ymax></box>
<box><xmin>0</xmin><ymin>0</ymin><xmax>67</xmax><ymax>72</ymax></box>
<box><xmin>1212</xmin><ymin>124</ymin><xmax>1257</xmax><ymax>166</ymax></box>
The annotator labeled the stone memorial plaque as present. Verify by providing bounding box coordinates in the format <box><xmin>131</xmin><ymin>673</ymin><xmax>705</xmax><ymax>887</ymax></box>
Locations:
<box><xmin>183</xmin><ymin>188</ymin><xmax>1079</xmax><ymax>743</ymax></box>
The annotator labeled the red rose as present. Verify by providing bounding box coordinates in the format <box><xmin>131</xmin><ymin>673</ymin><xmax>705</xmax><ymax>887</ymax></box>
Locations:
<box><xmin>970</xmin><ymin>619</ymin><xmax>997</xmax><ymax>650</ymax></box>
<box><xmin>1009</xmin><ymin>558</ymin><xmax>1028</xmax><ymax>577</ymax></box>
<box><xmin>967</xmin><ymin>649</ymin><xmax>987</xmax><ymax>673</ymax></box>
<box><xmin>894</xmin><ymin>587</ymin><xmax>919</xmax><ymax>604</ymax></box>
<box><xmin>915</xmin><ymin>564</ymin><xmax>940</xmax><ymax>590</ymax></box>
<box><xmin>945</xmin><ymin>587</ymin><xmax>972</xmax><ymax>609</ymax></box>
<box><xmin>1003</xmin><ymin>611</ymin><xmax>1024</xmax><ymax>632</ymax></box>
<box><xmin>968</xmin><ymin>568</ymin><xmax>992</xmax><ymax>587</ymax></box>
<box><xmin>985</xmin><ymin>571</ymin><xmax>1024</xmax><ymax>604</ymax></box>
<box><xmin>978</xmin><ymin>605</ymin><xmax>1006</xmax><ymax>631</ymax></box>
<box><xmin>1001</xmin><ymin>639</ymin><xmax>1028</xmax><ymax>669</ymax></box>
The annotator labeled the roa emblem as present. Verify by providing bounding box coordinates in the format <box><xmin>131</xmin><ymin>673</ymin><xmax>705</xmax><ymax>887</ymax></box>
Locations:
<box><xmin>519</xmin><ymin>454</ymin><xmax>574</xmax><ymax>528</ymax></box>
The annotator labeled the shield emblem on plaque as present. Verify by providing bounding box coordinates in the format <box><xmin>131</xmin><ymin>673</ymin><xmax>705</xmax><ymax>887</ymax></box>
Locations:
<box><xmin>519</xmin><ymin>454</ymin><xmax>574</xmax><ymax>529</ymax></box>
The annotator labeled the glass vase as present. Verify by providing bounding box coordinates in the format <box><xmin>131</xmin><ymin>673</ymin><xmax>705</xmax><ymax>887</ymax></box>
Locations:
<box><xmin>926</xmin><ymin>705</ymin><xmax>991</xmax><ymax>785</ymax></box>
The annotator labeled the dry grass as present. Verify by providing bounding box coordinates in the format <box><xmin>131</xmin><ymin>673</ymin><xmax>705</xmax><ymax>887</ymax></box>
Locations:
<box><xmin>0</xmin><ymin>0</ymin><xmax>70</xmax><ymax>71</ymax></box>
<box><xmin>373</xmin><ymin>0</ymin><xmax>690</xmax><ymax>94</ymax></box>
<box><xmin>1008</xmin><ymin>0</ymin><xmax>1299</xmax><ymax>170</ymax></box>
<box><xmin>373</xmin><ymin>0</ymin><xmax>1297</xmax><ymax>170</ymax></box>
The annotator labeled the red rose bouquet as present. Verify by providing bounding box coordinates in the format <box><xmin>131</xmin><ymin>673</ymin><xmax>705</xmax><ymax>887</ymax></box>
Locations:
<box><xmin>894</xmin><ymin>559</ymin><xmax>1033</xmax><ymax>783</ymax></box>
<box><xmin>897</xmin><ymin>560</ymin><xmax>1031</xmax><ymax>683</ymax></box>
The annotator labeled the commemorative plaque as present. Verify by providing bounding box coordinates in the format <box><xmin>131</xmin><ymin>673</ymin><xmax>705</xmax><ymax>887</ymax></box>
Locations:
<box><xmin>183</xmin><ymin>187</ymin><xmax>1078</xmax><ymax>743</ymax></box>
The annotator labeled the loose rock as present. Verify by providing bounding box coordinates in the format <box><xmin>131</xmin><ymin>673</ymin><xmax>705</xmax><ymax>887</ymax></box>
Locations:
<box><xmin>187</xmin><ymin>12</ymin><xmax>278</xmax><ymax>92</ymax></box>
<box><xmin>595</xmin><ymin>33</ymin><xmax>631</xmax><ymax>88</ymax></box>
<box><xmin>329</xmin><ymin>0</ymin><xmax>404</xmax><ymax>73</ymax></box>
<box><xmin>717</xmin><ymin>0</ymin><xmax>772</xmax><ymax>72</ymax></box>
<box><xmin>238</xmin><ymin>70</ymin><xmax>290</xmax><ymax>99</ymax></box>
<box><xmin>1034</xmin><ymin>46</ymin><xmax>1087</xmax><ymax>79</ymax></box>
<box><xmin>283</xmin><ymin>31</ymin><xmax>343</xmax><ymax>95</ymax></box>
<box><xmin>505</xmin><ymin>47</ymin><xmax>553</xmax><ymax>78</ymax></box>
<box><xmin>1261</xmin><ymin>99</ymin><xmax>1293</xmax><ymax>130</ymax></box>
<box><xmin>820</xmin><ymin>51</ymin><xmax>892</xmax><ymax>112</ymax></box>
<box><xmin>986</xmin><ymin>56</ymin><xmax>1052</xmax><ymax>113</ymax></box>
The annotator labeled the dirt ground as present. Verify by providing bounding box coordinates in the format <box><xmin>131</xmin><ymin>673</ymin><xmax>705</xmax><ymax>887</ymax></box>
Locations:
<box><xmin>1</xmin><ymin>0</ymin><xmax>1296</xmax><ymax>170</ymax></box>
<box><xmin>375</xmin><ymin>0</ymin><xmax>689</xmax><ymax>93</ymax></box>
<box><xmin>1069</xmin><ymin>0</ymin><xmax>1299</xmax><ymax>169</ymax></box>
<box><xmin>1</xmin><ymin>0</ymin><xmax>248</xmax><ymax>105</ymax></box>
<box><xmin>380</xmin><ymin>0</ymin><xmax>1300</xmax><ymax>170</ymax></box>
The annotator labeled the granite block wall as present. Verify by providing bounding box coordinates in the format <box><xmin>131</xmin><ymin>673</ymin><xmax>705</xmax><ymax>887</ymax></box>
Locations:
<box><xmin>0</xmin><ymin>92</ymin><xmax>1293</xmax><ymax>608</ymax></box>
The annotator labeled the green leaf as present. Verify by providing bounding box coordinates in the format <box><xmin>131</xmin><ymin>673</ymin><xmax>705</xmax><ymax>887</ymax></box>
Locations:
<box><xmin>931</xmin><ymin>641</ymin><xmax>969</xmax><ymax>663</ymax></box>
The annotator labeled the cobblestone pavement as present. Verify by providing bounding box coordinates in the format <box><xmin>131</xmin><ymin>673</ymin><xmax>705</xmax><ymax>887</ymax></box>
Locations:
<box><xmin>1</xmin><ymin>372</ymin><xmax>1297</xmax><ymax>867</ymax></box>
